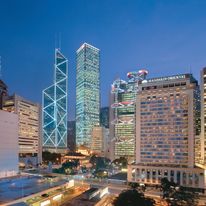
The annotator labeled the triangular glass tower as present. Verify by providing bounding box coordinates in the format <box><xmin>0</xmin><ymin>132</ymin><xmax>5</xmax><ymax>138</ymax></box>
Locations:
<box><xmin>42</xmin><ymin>49</ymin><xmax>68</xmax><ymax>152</ymax></box>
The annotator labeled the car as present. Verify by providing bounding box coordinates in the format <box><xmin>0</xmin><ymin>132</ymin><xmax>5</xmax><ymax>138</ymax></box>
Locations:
<box><xmin>41</xmin><ymin>193</ymin><xmax>49</xmax><ymax>198</ymax></box>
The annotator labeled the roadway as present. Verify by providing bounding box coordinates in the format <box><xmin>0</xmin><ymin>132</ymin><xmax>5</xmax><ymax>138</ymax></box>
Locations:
<box><xmin>75</xmin><ymin>178</ymin><xmax>206</xmax><ymax>206</ymax></box>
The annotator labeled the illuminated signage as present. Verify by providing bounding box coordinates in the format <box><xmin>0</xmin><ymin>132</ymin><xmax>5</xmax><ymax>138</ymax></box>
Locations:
<box><xmin>144</xmin><ymin>75</ymin><xmax>186</xmax><ymax>83</ymax></box>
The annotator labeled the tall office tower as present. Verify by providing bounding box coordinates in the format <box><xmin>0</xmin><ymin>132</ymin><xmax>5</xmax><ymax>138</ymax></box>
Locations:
<box><xmin>3</xmin><ymin>94</ymin><xmax>41</xmax><ymax>166</ymax></box>
<box><xmin>110</xmin><ymin>70</ymin><xmax>148</xmax><ymax>161</ymax></box>
<box><xmin>91</xmin><ymin>126</ymin><xmax>109</xmax><ymax>156</ymax></box>
<box><xmin>76</xmin><ymin>43</ymin><xmax>100</xmax><ymax>148</ymax></box>
<box><xmin>200</xmin><ymin>67</ymin><xmax>206</xmax><ymax>164</ymax></box>
<box><xmin>42</xmin><ymin>49</ymin><xmax>68</xmax><ymax>153</ymax></box>
<box><xmin>128</xmin><ymin>74</ymin><xmax>206</xmax><ymax>191</ymax></box>
<box><xmin>67</xmin><ymin>121</ymin><xmax>76</xmax><ymax>152</ymax></box>
<box><xmin>100</xmin><ymin>107</ymin><xmax>109</xmax><ymax>128</ymax></box>
<box><xmin>0</xmin><ymin>79</ymin><xmax>8</xmax><ymax>109</ymax></box>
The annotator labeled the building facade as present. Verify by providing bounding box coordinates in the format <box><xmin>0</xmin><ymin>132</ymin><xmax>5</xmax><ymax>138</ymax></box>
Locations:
<box><xmin>42</xmin><ymin>49</ymin><xmax>68</xmax><ymax>153</ymax></box>
<box><xmin>200</xmin><ymin>67</ymin><xmax>206</xmax><ymax>164</ymax></box>
<box><xmin>3</xmin><ymin>94</ymin><xmax>41</xmax><ymax>166</ymax></box>
<box><xmin>67</xmin><ymin>120</ymin><xmax>76</xmax><ymax>152</ymax></box>
<box><xmin>76</xmin><ymin>43</ymin><xmax>100</xmax><ymax>148</ymax></box>
<box><xmin>0</xmin><ymin>110</ymin><xmax>18</xmax><ymax>178</ymax></box>
<box><xmin>91</xmin><ymin>126</ymin><xmax>109</xmax><ymax>156</ymax></box>
<box><xmin>0</xmin><ymin>79</ymin><xmax>8</xmax><ymax>109</ymax></box>
<box><xmin>128</xmin><ymin>74</ymin><xmax>206</xmax><ymax>191</ymax></box>
<box><xmin>110</xmin><ymin>70</ymin><xmax>148</xmax><ymax>161</ymax></box>
<box><xmin>100</xmin><ymin>107</ymin><xmax>109</xmax><ymax>129</ymax></box>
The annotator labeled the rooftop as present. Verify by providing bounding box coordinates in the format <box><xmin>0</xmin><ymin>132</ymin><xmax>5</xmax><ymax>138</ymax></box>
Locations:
<box><xmin>76</xmin><ymin>43</ymin><xmax>100</xmax><ymax>53</ymax></box>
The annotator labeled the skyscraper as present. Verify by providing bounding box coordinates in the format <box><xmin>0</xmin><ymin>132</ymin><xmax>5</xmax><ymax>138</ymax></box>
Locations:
<box><xmin>128</xmin><ymin>74</ymin><xmax>205</xmax><ymax>190</ymax></box>
<box><xmin>110</xmin><ymin>70</ymin><xmax>148</xmax><ymax>161</ymax></box>
<box><xmin>42</xmin><ymin>49</ymin><xmax>68</xmax><ymax>153</ymax></box>
<box><xmin>67</xmin><ymin>120</ymin><xmax>76</xmax><ymax>152</ymax></box>
<box><xmin>100</xmin><ymin>107</ymin><xmax>109</xmax><ymax>129</ymax></box>
<box><xmin>76</xmin><ymin>43</ymin><xmax>100</xmax><ymax>148</ymax></box>
<box><xmin>91</xmin><ymin>126</ymin><xmax>109</xmax><ymax>156</ymax></box>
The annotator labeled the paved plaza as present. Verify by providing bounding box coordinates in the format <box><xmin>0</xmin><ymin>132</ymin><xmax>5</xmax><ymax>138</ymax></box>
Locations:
<box><xmin>0</xmin><ymin>175</ymin><xmax>67</xmax><ymax>204</ymax></box>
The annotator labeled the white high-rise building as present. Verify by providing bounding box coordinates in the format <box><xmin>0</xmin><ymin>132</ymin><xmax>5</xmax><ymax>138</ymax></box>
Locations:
<box><xmin>3</xmin><ymin>94</ymin><xmax>42</xmax><ymax>166</ymax></box>
<box><xmin>128</xmin><ymin>74</ymin><xmax>206</xmax><ymax>191</ymax></box>
<box><xmin>0</xmin><ymin>110</ymin><xmax>18</xmax><ymax>178</ymax></box>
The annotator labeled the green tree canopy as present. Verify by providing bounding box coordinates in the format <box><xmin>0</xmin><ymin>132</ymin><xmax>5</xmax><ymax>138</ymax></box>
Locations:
<box><xmin>113</xmin><ymin>189</ymin><xmax>155</xmax><ymax>206</ymax></box>
<box><xmin>42</xmin><ymin>151</ymin><xmax>61</xmax><ymax>164</ymax></box>
<box><xmin>161</xmin><ymin>178</ymin><xmax>199</xmax><ymax>206</ymax></box>
<box><xmin>112</xmin><ymin>157</ymin><xmax>128</xmax><ymax>168</ymax></box>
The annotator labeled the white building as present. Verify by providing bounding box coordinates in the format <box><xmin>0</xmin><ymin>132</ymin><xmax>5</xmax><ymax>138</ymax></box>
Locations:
<box><xmin>0</xmin><ymin>110</ymin><xmax>18</xmax><ymax>178</ymax></box>
<box><xmin>3</xmin><ymin>94</ymin><xmax>42</xmax><ymax>166</ymax></box>
<box><xmin>128</xmin><ymin>74</ymin><xmax>206</xmax><ymax>192</ymax></box>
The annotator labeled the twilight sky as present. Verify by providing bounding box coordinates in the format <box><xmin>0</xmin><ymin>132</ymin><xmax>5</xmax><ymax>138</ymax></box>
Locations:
<box><xmin>0</xmin><ymin>0</ymin><xmax>206</xmax><ymax>120</ymax></box>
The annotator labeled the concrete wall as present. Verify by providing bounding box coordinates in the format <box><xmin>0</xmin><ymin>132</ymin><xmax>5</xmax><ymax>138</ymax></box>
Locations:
<box><xmin>0</xmin><ymin>110</ymin><xmax>18</xmax><ymax>178</ymax></box>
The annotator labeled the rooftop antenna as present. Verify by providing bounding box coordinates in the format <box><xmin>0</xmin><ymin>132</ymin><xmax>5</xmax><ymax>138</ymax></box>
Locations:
<box><xmin>55</xmin><ymin>33</ymin><xmax>57</xmax><ymax>49</ymax></box>
<box><xmin>58</xmin><ymin>32</ymin><xmax>61</xmax><ymax>50</ymax></box>
<box><xmin>189</xmin><ymin>64</ymin><xmax>192</xmax><ymax>74</ymax></box>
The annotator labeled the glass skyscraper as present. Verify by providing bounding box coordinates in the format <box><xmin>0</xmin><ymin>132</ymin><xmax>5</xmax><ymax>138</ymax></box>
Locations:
<box><xmin>110</xmin><ymin>70</ymin><xmax>148</xmax><ymax>161</ymax></box>
<box><xmin>76</xmin><ymin>43</ymin><xmax>100</xmax><ymax>147</ymax></box>
<box><xmin>42</xmin><ymin>49</ymin><xmax>68</xmax><ymax>152</ymax></box>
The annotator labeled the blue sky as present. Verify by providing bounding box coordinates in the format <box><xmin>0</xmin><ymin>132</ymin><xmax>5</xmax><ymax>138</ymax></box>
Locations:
<box><xmin>0</xmin><ymin>0</ymin><xmax>206</xmax><ymax>119</ymax></box>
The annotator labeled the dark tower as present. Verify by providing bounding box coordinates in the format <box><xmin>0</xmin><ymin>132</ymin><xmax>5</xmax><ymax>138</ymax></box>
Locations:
<box><xmin>0</xmin><ymin>79</ymin><xmax>8</xmax><ymax>109</ymax></box>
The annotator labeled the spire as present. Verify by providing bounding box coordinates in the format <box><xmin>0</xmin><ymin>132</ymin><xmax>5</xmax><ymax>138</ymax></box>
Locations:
<box><xmin>55</xmin><ymin>32</ymin><xmax>61</xmax><ymax>50</ymax></box>
<box><xmin>58</xmin><ymin>32</ymin><xmax>61</xmax><ymax>50</ymax></box>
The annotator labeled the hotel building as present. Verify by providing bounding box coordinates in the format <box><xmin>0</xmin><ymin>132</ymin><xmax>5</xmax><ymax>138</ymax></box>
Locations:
<box><xmin>3</xmin><ymin>94</ymin><xmax>41</xmax><ymax>166</ymax></box>
<box><xmin>76</xmin><ymin>43</ymin><xmax>100</xmax><ymax>148</ymax></box>
<box><xmin>128</xmin><ymin>74</ymin><xmax>206</xmax><ymax>191</ymax></box>
<box><xmin>42</xmin><ymin>49</ymin><xmax>68</xmax><ymax>153</ymax></box>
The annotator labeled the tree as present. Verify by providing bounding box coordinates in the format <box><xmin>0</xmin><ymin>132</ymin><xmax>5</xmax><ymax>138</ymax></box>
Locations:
<box><xmin>53</xmin><ymin>160</ymin><xmax>79</xmax><ymax>174</ymax></box>
<box><xmin>128</xmin><ymin>182</ymin><xmax>146</xmax><ymax>192</ymax></box>
<box><xmin>90</xmin><ymin>155</ymin><xmax>97</xmax><ymax>165</ymax></box>
<box><xmin>113</xmin><ymin>189</ymin><xmax>155</xmax><ymax>206</ymax></box>
<box><xmin>90</xmin><ymin>155</ymin><xmax>110</xmax><ymax>171</ymax></box>
<box><xmin>128</xmin><ymin>182</ymin><xmax>140</xmax><ymax>190</ymax></box>
<box><xmin>161</xmin><ymin>178</ymin><xmax>199</xmax><ymax>206</ymax></box>
<box><xmin>112</xmin><ymin>157</ymin><xmax>128</xmax><ymax>169</ymax></box>
<box><xmin>161</xmin><ymin>177</ymin><xmax>177</xmax><ymax>198</ymax></box>
<box><xmin>42</xmin><ymin>151</ymin><xmax>61</xmax><ymax>164</ymax></box>
<box><xmin>167</xmin><ymin>187</ymin><xmax>199</xmax><ymax>206</ymax></box>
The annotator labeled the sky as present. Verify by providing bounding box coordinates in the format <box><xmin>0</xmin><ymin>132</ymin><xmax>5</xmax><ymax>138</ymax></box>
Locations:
<box><xmin>0</xmin><ymin>0</ymin><xmax>206</xmax><ymax>120</ymax></box>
